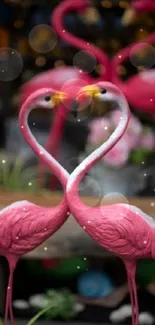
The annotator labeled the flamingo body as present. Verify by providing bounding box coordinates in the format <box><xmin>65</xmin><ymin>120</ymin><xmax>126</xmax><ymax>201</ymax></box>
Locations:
<box><xmin>128</xmin><ymin>1</ymin><xmax>155</xmax><ymax>116</ymax></box>
<box><xmin>0</xmin><ymin>200</ymin><xmax>67</xmax><ymax>257</ymax></box>
<box><xmin>117</xmin><ymin>70</ymin><xmax>155</xmax><ymax>116</ymax></box>
<box><xmin>67</xmin><ymin>202</ymin><xmax>153</xmax><ymax>259</ymax></box>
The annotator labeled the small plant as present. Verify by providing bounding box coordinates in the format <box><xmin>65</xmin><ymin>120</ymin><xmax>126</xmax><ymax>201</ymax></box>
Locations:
<box><xmin>0</xmin><ymin>152</ymin><xmax>38</xmax><ymax>191</ymax></box>
<box><xmin>43</xmin><ymin>289</ymin><xmax>77</xmax><ymax>320</ymax></box>
<box><xmin>29</xmin><ymin>289</ymin><xmax>80</xmax><ymax>320</ymax></box>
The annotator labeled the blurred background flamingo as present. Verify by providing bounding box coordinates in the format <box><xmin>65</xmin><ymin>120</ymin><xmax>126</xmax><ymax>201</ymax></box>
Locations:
<box><xmin>132</xmin><ymin>0</ymin><xmax>155</xmax><ymax>12</ymax></box>
<box><xmin>112</xmin><ymin>32</ymin><xmax>155</xmax><ymax>118</ymax></box>
<box><xmin>112</xmin><ymin>0</ymin><xmax>155</xmax><ymax>119</ymax></box>
<box><xmin>19</xmin><ymin>0</ymin><xmax>111</xmax><ymax>190</ymax></box>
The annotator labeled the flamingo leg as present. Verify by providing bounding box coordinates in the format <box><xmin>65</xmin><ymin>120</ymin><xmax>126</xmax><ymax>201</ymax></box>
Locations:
<box><xmin>4</xmin><ymin>257</ymin><xmax>18</xmax><ymax>325</ymax></box>
<box><xmin>4</xmin><ymin>270</ymin><xmax>14</xmax><ymax>325</ymax></box>
<box><xmin>8</xmin><ymin>271</ymin><xmax>14</xmax><ymax>325</ymax></box>
<box><xmin>131</xmin><ymin>276</ymin><xmax>139</xmax><ymax>325</ymax></box>
<box><xmin>127</xmin><ymin>277</ymin><xmax>135</xmax><ymax>325</ymax></box>
<box><xmin>124</xmin><ymin>260</ymin><xmax>138</xmax><ymax>325</ymax></box>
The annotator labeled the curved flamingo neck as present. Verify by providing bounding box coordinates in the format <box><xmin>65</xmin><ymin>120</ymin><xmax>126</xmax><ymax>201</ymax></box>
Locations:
<box><xmin>39</xmin><ymin>104</ymin><xmax>68</xmax><ymax>190</ymax></box>
<box><xmin>112</xmin><ymin>32</ymin><xmax>155</xmax><ymax>91</ymax></box>
<box><xmin>52</xmin><ymin>0</ymin><xmax>111</xmax><ymax>81</ymax></box>
<box><xmin>19</xmin><ymin>93</ymin><xmax>69</xmax><ymax>190</ymax></box>
<box><xmin>66</xmin><ymin>89</ymin><xmax>130</xmax><ymax>210</ymax></box>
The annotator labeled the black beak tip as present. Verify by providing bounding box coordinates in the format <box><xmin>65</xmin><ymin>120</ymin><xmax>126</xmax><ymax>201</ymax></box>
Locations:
<box><xmin>73</xmin><ymin>111</ymin><xmax>78</xmax><ymax>118</ymax></box>
<box><xmin>71</xmin><ymin>99</ymin><xmax>79</xmax><ymax>118</ymax></box>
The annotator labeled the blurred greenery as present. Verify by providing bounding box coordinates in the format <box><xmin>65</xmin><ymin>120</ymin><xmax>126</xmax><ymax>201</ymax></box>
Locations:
<box><xmin>29</xmin><ymin>289</ymin><xmax>76</xmax><ymax>323</ymax></box>
<box><xmin>1</xmin><ymin>290</ymin><xmax>76</xmax><ymax>325</ymax></box>
<box><xmin>26</xmin><ymin>256</ymin><xmax>88</xmax><ymax>279</ymax></box>
<box><xmin>0</xmin><ymin>152</ymin><xmax>38</xmax><ymax>191</ymax></box>
<box><xmin>137</xmin><ymin>259</ymin><xmax>155</xmax><ymax>286</ymax></box>
<box><xmin>44</xmin><ymin>289</ymin><xmax>76</xmax><ymax>320</ymax></box>
<box><xmin>129</xmin><ymin>148</ymin><xmax>153</xmax><ymax>165</ymax></box>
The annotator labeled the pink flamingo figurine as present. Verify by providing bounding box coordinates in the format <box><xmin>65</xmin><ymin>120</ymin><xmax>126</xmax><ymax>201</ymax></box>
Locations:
<box><xmin>1</xmin><ymin>88</ymin><xmax>70</xmax><ymax>325</ymax></box>
<box><xmin>122</xmin><ymin>0</ymin><xmax>155</xmax><ymax>27</ymax></box>
<box><xmin>132</xmin><ymin>0</ymin><xmax>155</xmax><ymax>12</ymax></box>
<box><xmin>20</xmin><ymin>0</ymin><xmax>111</xmax><ymax>189</ymax></box>
<box><xmin>112</xmin><ymin>1</ymin><xmax>155</xmax><ymax>118</ymax></box>
<box><xmin>66</xmin><ymin>82</ymin><xmax>155</xmax><ymax>325</ymax></box>
<box><xmin>112</xmin><ymin>33</ymin><xmax>155</xmax><ymax>117</ymax></box>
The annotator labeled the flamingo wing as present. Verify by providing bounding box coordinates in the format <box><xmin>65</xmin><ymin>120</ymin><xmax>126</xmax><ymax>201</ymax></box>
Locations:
<box><xmin>99</xmin><ymin>204</ymin><xmax>152</xmax><ymax>258</ymax></box>
<box><xmin>0</xmin><ymin>201</ymin><xmax>36</xmax><ymax>250</ymax></box>
<box><xmin>81</xmin><ymin>204</ymin><xmax>152</xmax><ymax>258</ymax></box>
<box><xmin>0</xmin><ymin>201</ymin><xmax>57</xmax><ymax>255</ymax></box>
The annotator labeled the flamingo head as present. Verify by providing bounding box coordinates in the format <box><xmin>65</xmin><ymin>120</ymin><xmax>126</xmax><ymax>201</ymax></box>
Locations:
<box><xmin>73</xmin><ymin>82</ymin><xmax>121</xmax><ymax>106</ymax></box>
<box><xmin>72</xmin><ymin>81</ymin><xmax>130</xmax><ymax>118</ymax></box>
<box><xmin>27</xmin><ymin>88</ymin><xmax>68</xmax><ymax>110</ymax></box>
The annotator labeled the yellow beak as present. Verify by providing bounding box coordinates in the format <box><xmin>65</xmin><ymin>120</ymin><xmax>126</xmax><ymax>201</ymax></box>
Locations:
<box><xmin>52</xmin><ymin>91</ymin><xmax>68</xmax><ymax>107</ymax></box>
<box><xmin>78</xmin><ymin>85</ymin><xmax>100</xmax><ymax>98</ymax></box>
<box><xmin>122</xmin><ymin>8</ymin><xmax>136</xmax><ymax>26</ymax></box>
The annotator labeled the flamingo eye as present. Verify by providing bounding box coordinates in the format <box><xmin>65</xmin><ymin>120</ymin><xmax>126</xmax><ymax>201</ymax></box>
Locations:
<box><xmin>100</xmin><ymin>88</ymin><xmax>107</xmax><ymax>94</ymax></box>
<box><xmin>45</xmin><ymin>96</ymin><xmax>51</xmax><ymax>102</ymax></box>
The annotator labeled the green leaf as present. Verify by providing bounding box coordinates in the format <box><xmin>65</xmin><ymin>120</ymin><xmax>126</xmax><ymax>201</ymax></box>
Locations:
<box><xmin>27</xmin><ymin>304</ymin><xmax>57</xmax><ymax>325</ymax></box>
<box><xmin>44</xmin><ymin>289</ymin><xmax>75</xmax><ymax>320</ymax></box>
